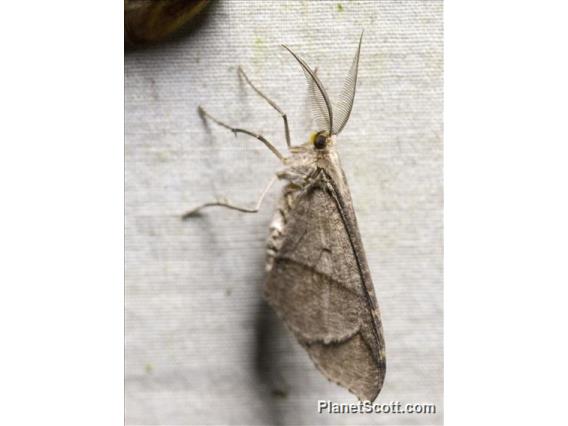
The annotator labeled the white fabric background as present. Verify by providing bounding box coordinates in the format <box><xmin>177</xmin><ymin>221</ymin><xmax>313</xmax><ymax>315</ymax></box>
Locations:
<box><xmin>125</xmin><ymin>1</ymin><xmax>443</xmax><ymax>425</ymax></box>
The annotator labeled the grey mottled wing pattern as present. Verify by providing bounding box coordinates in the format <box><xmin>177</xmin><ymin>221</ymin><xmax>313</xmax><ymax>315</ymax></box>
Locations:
<box><xmin>264</xmin><ymin>172</ymin><xmax>386</xmax><ymax>401</ymax></box>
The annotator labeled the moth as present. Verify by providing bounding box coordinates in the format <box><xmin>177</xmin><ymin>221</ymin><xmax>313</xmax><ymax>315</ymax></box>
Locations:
<box><xmin>183</xmin><ymin>33</ymin><xmax>386</xmax><ymax>402</ymax></box>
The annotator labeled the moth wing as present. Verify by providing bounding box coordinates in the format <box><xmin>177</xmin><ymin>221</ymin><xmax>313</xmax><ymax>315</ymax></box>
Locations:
<box><xmin>264</xmin><ymin>176</ymin><xmax>386</xmax><ymax>401</ymax></box>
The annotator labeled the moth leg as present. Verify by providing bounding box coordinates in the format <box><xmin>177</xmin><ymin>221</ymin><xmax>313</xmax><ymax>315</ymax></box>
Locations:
<box><xmin>198</xmin><ymin>106</ymin><xmax>285</xmax><ymax>161</ymax></box>
<box><xmin>238</xmin><ymin>66</ymin><xmax>292</xmax><ymax>149</ymax></box>
<box><xmin>182</xmin><ymin>175</ymin><xmax>277</xmax><ymax>219</ymax></box>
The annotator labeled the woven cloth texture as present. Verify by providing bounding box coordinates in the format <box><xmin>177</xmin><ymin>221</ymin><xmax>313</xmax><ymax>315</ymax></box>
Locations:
<box><xmin>125</xmin><ymin>1</ymin><xmax>443</xmax><ymax>424</ymax></box>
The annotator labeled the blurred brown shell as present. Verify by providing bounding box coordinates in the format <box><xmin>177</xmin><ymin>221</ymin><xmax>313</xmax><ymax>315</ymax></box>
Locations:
<box><xmin>125</xmin><ymin>0</ymin><xmax>210</xmax><ymax>46</ymax></box>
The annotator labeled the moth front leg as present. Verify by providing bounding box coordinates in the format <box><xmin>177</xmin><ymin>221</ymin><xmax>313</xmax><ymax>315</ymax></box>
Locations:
<box><xmin>276</xmin><ymin>167</ymin><xmax>317</xmax><ymax>188</ymax></box>
<box><xmin>238</xmin><ymin>66</ymin><xmax>291</xmax><ymax>149</ymax></box>
<box><xmin>182</xmin><ymin>175</ymin><xmax>277</xmax><ymax>219</ymax></box>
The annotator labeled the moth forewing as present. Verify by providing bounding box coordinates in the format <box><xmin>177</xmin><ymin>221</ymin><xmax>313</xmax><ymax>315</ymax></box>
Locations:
<box><xmin>264</xmin><ymin>144</ymin><xmax>386</xmax><ymax>402</ymax></box>
<box><xmin>184</xmin><ymin>33</ymin><xmax>386</xmax><ymax>401</ymax></box>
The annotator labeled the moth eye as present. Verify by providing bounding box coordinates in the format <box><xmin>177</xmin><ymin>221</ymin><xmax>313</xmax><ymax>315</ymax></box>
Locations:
<box><xmin>314</xmin><ymin>134</ymin><xmax>327</xmax><ymax>149</ymax></box>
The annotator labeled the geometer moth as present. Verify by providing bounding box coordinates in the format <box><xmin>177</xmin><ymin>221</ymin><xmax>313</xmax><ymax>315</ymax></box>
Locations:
<box><xmin>183</xmin><ymin>33</ymin><xmax>386</xmax><ymax>401</ymax></box>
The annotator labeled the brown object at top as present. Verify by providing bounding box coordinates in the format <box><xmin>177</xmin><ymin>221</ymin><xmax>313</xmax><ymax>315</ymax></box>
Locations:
<box><xmin>125</xmin><ymin>0</ymin><xmax>210</xmax><ymax>46</ymax></box>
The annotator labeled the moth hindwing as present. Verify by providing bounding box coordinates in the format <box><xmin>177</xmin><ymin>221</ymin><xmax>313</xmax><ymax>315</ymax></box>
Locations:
<box><xmin>184</xmin><ymin>32</ymin><xmax>386</xmax><ymax>401</ymax></box>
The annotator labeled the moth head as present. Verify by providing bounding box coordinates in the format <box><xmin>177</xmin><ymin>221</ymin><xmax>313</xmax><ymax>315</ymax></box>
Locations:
<box><xmin>283</xmin><ymin>31</ymin><xmax>363</xmax><ymax>138</ymax></box>
<box><xmin>309</xmin><ymin>131</ymin><xmax>333</xmax><ymax>151</ymax></box>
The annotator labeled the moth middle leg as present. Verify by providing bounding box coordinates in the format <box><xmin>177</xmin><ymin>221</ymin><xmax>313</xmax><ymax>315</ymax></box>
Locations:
<box><xmin>182</xmin><ymin>175</ymin><xmax>277</xmax><ymax>219</ymax></box>
<box><xmin>197</xmin><ymin>106</ymin><xmax>285</xmax><ymax>161</ymax></box>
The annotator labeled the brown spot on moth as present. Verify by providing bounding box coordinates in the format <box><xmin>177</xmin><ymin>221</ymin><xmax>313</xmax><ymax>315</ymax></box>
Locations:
<box><xmin>183</xmin><ymin>32</ymin><xmax>386</xmax><ymax>402</ymax></box>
